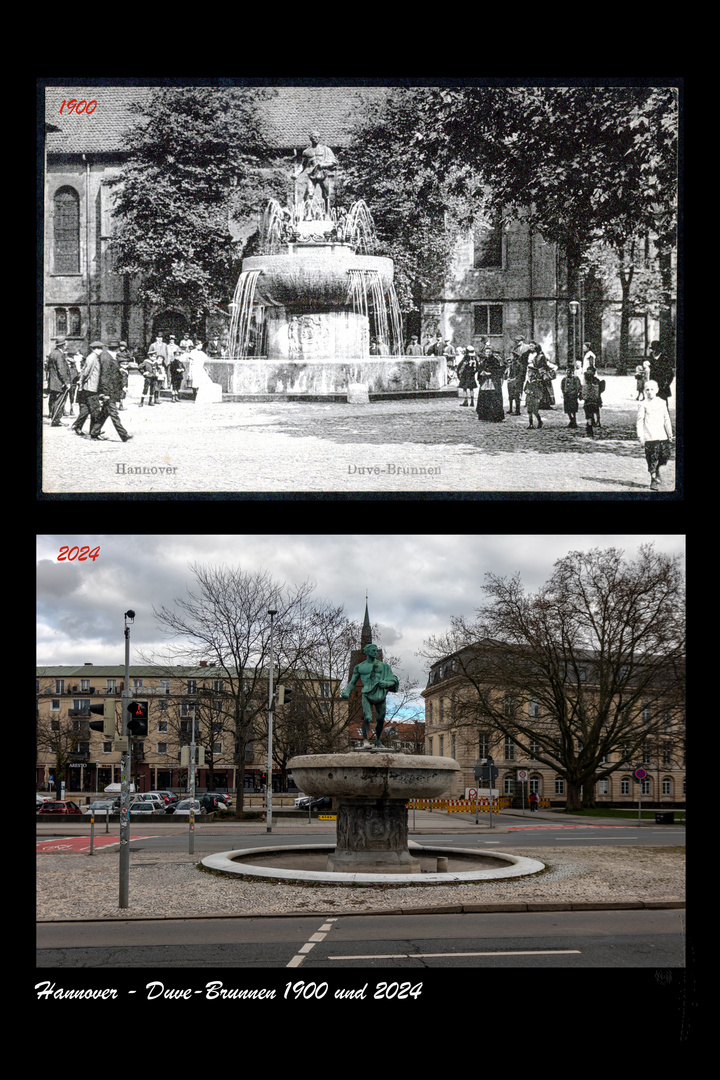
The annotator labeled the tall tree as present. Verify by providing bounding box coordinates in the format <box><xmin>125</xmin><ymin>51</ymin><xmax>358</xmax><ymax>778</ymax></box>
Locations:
<box><xmin>412</xmin><ymin>85</ymin><xmax>679</xmax><ymax>360</ymax></box>
<box><xmin>341</xmin><ymin>88</ymin><xmax>485</xmax><ymax>329</ymax></box>
<box><xmin>106</xmin><ymin>86</ymin><xmax>273</xmax><ymax>336</ymax></box>
<box><xmin>421</xmin><ymin>545</ymin><xmax>685</xmax><ymax>811</ymax></box>
<box><xmin>148</xmin><ymin>563</ymin><xmax>349</xmax><ymax>813</ymax></box>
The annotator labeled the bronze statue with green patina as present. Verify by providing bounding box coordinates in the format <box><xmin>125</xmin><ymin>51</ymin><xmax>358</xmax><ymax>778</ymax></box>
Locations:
<box><xmin>341</xmin><ymin>643</ymin><xmax>399</xmax><ymax>748</ymax></box>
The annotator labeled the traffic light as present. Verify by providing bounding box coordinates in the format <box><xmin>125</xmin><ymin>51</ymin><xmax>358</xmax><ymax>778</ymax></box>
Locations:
<box><xmin>88</xmin><ymin>700</ymin><xmax>115</xmax><ymax>738</ymax></box>
<box><xmin>276</xmin><ymin>685</ymin><xmax>292</xmax><ymax>706</ymax></box>
<box><xmin>126</xmin><ymin>700</ymin><xmax>149</xmax><ymax>737</ymax></box>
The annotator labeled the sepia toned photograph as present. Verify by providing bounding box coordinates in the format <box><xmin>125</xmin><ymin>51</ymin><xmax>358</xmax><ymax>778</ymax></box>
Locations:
<box><xmin>40</xmin><ymin>81</ymin><xmax>680</xmax><ymax>498</ymax></box>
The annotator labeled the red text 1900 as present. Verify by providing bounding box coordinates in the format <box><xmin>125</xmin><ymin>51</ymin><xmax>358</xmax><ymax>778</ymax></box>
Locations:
<box><xmin>59</xmin><ymin>100</ymin><xmax>97</xmax><ymax>114</ymax></box>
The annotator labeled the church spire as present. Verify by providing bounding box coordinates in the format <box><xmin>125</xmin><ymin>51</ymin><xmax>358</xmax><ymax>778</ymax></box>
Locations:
<box><xmin>361</xmin><ymin>595</ymin><xmax>372</xmax><ymax>648</ymax></box>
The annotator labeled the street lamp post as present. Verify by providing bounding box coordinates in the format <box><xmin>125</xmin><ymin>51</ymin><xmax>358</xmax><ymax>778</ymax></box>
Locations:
<box><xmin>569</xmin><ymin>300</ymin><xmax>580</xmax><ymax>368</ymax></box>
<box><xmin>267</xmin><ymin>609</ymin><xmax>277</xmax><ymax>833</ymax></box>
<box><xmin>119</xmin><ymin>609</ymin><xmax>135</xmax><ymax>909</ymax></box>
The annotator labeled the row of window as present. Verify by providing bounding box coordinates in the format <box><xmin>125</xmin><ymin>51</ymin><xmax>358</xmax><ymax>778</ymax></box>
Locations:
<box><xmin>492</xmin><ymin>776</ymin><xmax>684</xmax><ymax>797</ymax></box>
<box><xmin>42</xmin><ymin>678</ymin><xmax>227</xmax><ymax>695</ymax></box>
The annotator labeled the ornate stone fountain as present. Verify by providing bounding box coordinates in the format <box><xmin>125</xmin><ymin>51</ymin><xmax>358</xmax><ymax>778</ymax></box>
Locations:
<box><xmin>206</xmin><ymin>132</ymin><xmax>447</xmax><ymax>397</ymax></box>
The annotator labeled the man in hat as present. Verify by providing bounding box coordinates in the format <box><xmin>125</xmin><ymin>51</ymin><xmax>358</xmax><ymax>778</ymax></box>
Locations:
<box><xmin>71</xmin><ymin>342</ymin><xmax>103</xmax><ymax>437</ymax></box>
<box><xmin>46</xmin><ymin>339</ymin><xmax>72</xmax><ymax>425</ymax></box>
<box><xmin>89</xmin><ymin>344</ymin><xmax>133</xmax><ymax>442</ymax></box>
<box><xmin>405</xmin><ymin>336</ymin><xmax>423</xmax><ymax>356</ymax></box>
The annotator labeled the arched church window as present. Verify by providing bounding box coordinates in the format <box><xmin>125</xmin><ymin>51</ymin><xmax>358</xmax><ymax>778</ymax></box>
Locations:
<box><xmin>54</xmin><ymin>187</ymin><xmax>80</xmax><ymax>274</ymax></box>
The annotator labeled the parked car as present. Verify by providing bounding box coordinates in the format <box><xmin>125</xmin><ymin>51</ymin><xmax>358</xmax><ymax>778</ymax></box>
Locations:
<box><xmin>82</xmin><ymin>800</ymin><xmax>116</xmax><ymax>816</ymax></box>
<box><xmin>206</xmin><ymin>792</ymin><xmax>232</xmax><ymax>807</ymax></box>
<box><xmin>137</xmin><ymin>793</ymin><xmax>166</xmax><ymax>808</ymax></box>
<box><xmin>37</xmin><ymin>801</ymin><xmax>83</xmax><ymax>816</ymax></box>
<box><xmin>310</xmin><ymin>796</ymin><xmax>333</xmax><ymax>810</ymax></box>
<box><xmin>104</xmin><ymin>782</ymin><xmax>136</xmax><ymax>793</ymax></box>
<box><xmin>36</xmin><ymin>794</ymin><xmax>52</xmax><ymax>807</ymax></box>
<box><xmin>129</xmin><ymin>800</ymin><xmax>165</xmax><ymax>815</ymax></box>
<box><xmin>152</xmin><ymin>790</ymin><xmax>178</xmax><ymax>804</ymax></box>
<box><xmin>171</xmin><ymin>798</ymin><xmax>206</xmax><ymax>816</ymax></box>
<box><xmin>294</xmin><ymin>794</ymin><xmax>312</xmax><ymax>807</ymax></box>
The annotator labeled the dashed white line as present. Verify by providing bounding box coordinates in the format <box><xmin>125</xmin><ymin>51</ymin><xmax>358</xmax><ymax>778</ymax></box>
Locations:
<box><xmin>286</xmin><ymin>919</ymin><xmax>339</xmax><ymax>968</ymax></box>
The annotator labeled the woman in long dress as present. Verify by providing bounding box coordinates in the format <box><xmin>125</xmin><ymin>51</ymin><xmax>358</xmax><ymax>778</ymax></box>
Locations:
<box><xmin>475</xmin><ymin>347</ymin><xmax>505</xmax><ymax>422</ymax></box>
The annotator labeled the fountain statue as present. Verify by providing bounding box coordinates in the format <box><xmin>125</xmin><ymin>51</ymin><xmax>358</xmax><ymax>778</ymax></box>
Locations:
<box><xmin>212</xmin><ymin>130</ymin><xmax>448</xmax><ymax>397</ymax></box>
<box><xmin>341</xmin><ymin>642</ymin><xmax>398</xmax><ymax>748</ymax></box>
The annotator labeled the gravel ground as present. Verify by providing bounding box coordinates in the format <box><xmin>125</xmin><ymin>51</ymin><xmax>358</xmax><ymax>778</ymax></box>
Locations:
<box><xmin>36</xmin><ymin>845</ymin><xmax>685</xmax><ymax>921</ymax></box>
<box><xmin>41</xmin><ymin>376</ymin><xmax>677</xmax><ymax>495</ymax></box>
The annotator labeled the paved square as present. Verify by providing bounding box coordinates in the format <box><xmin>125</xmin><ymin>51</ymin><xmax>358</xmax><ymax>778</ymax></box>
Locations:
<box><xmin>41</xmin><ymin>376</ymin><xmax>677</xmax><ymax>496</ymax></box>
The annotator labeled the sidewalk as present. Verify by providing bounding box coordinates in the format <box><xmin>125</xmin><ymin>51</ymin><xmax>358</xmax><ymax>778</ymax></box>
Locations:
<box><xmin>41</xmin><ymin>375</ymin><xmax>678</xmax><ymax>496</ymax></box>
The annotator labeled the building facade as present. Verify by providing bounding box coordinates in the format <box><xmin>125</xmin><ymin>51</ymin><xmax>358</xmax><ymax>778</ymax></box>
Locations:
<box><xmin>36</xmin><ymin>664</ymin><xmax>344</xmax><ymax>796</ymax></box>
<box><xmin>422</xmin><ymin>653</ymin><xmax>685</xmax><ymax>809</ymax></box>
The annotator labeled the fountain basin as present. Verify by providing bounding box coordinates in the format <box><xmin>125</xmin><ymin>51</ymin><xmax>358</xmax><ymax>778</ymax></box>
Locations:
<box><xmin>289</xmin><ymin>752</ymin><xmax>459</xmax><ymax>800</ymax></box>
<box><xmin>201</xmin><ymin>844</ymin><xmax>546</xmax><ymax>884</ymax></box>
<box><xmin>243</xmin><ymin>250</ymin><xmax>394</xmax><ymax>309</ymax></box>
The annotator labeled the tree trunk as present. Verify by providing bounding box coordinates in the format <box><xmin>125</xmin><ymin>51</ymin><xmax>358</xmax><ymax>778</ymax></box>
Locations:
<box><xmin>565</xmin><ymin>779</ymin><xmax>583</xmax><ymax>812</ymax></box>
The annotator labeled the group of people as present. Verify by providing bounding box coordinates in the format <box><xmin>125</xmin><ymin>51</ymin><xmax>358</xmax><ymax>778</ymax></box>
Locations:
<box><xmin>410</xmin><ymin>333</ymin><xmax>675</xmax><ymax>490</ymax></box>
<box><xmin>45</xmin><ymin>333</ymin><xmax>215</xmax><ymax>441</ymax></box>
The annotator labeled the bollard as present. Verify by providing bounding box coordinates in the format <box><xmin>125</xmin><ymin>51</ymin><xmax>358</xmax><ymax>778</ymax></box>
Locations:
<box><xmin>436</xmin><ymin>856</ymin><xmax>449</xmax><ymax>872</ymax></box>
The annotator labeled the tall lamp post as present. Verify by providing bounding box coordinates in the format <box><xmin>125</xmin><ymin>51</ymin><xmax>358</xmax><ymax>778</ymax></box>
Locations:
<box><xmin>119</xmin><ymin>608</ymin><xmax>135</xmax><ymax>909</ymax></box>
<box><xmin>569</xmin><ymin>300</ymin><xmax>580</xmax><ymax>368</ymax></box>
<box><xmin>266</xmin><ymin>608</ymin><xmax>277</xmax><ymax>833</ymax></box>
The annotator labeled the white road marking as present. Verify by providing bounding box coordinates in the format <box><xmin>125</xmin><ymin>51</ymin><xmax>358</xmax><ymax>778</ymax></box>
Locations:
<box><xmin>330</xmin><ymin>950</ymin><xmax>582</xmax><ymax>960</ymax></box>
<box><xmin>286</xmin><ymin>919</ymin><xmax>339</xmax><ymax>968</ymax></box>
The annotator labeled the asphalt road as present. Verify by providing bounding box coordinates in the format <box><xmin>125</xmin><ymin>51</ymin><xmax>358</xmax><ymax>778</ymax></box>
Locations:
<box><xmin>40</xmin><ymin>821</ymin><xmax>684</xmax><ymax>853</ymax></box>
<box><xmin>36</xmin><ymin>907</ymin><xmax>685</xmax><ymax>970</ymax></box>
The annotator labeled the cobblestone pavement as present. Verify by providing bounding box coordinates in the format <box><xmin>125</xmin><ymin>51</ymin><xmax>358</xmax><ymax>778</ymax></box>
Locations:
<box><xmin>41</xmin><ymin>376</ymin><xmax>677</xmax><ymax>496</ymax></box>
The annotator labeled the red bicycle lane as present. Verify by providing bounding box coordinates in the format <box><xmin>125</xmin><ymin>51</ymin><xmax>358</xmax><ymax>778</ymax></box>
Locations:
<box><xmin>36</xmin><ymin>835</ymin><xmax>148</xmax><ymax>853</ymax></box>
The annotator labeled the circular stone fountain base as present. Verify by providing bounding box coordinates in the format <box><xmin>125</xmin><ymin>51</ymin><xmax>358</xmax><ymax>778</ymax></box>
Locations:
<box><xmin>202</xmin><ymin>844</ymin><xmax>545</xmax><ymax>885</ymax></box>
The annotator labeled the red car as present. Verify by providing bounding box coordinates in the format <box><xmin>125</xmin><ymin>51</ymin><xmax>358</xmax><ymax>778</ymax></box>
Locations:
<box><xmin>37</xmin><ymin>800</ymin><xmax>83</xmax><ymax>816</ymax></box>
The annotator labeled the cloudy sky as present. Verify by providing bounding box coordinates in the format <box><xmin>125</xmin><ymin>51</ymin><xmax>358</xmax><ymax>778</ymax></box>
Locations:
<box><xmin>37</xmin><ymin>533</ymin><xmax>685</xmax><ymax>712</ymax></box>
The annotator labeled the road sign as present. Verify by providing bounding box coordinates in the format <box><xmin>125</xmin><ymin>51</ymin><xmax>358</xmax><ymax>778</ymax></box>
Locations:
<box><xmin>517</xmin><ymin>769</ymin><xmax>529</xmax><ymax>781</ymax></box>
<box><xmin>468</xmin><ymin>788</ymin><xmax>477</xmax><ymax>799</ymax></box>
<box><xmin>633</xmin><ymin>766</ymin><xmax>647</xmax><ymax>782</ymax></box>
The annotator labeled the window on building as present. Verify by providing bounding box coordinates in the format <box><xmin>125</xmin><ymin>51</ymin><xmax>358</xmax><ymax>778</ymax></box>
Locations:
<box><xmin>473</xmin><ymin>219</ymin><xmax>503</xmax><ymax>268</ymax></box>
<box><xmin>158</xmin><ymin>680</ymin><xmax>170</xmax><ymax>694</ymax></box>
<box><xmin>504</xmin><ymin>737</ymin><xmax>515</xmax><ymax>761</ymax></box>
<box><xmin>474</xmin><ymin>304</ymin><xmax>503</xmax><ymax>338</ymax></box>
<box><xmin>53</xmin><ymin>187</ymin><xmax>80</xmax><ymax>274</ymax></box>
<box><xmin>528</xmin><ymin>698</ymin><xmax>540</xmax><ymax>718</ymax></box>
<box><xmin>187</xmin><ymin>680</ymin><xmax>197</xmax><ymax>695</ymax></box>
<box><xmin>157</xmin><ymin>742</ymin><xmax>168</xmax><ymax>755</ymax></box>
<box><xmin>101</xmin><ymin>740</ymin><xmax>112</xmax><ymax>753</ymax></box>
<box><xmin>597</xmin><ymin>779</ymin><xmax>609</xmax><ymax>796</ymax></box>
<box><xmin>662</xmin><ymin>778</ymin><xmax>672</xmax><ymax>796</ymax></box>
<box><xmin>55</xmin><ymin>307</ymin><xmax>81</xmax><ymax>337</ymax></box>
<box><xmin>439</xmin><ymin>735</ymin><xmax>444</xmax><ymax>756</ymax></box>
<box><xmin>504</xmin><ymin>777</ymin><xmax>514</xmax><ymax>795</ymax></box>
<box><xmin>555</xmin><ymin>777</ymin><xmax>565</xmax><ymax>795</ymax></box>
<box><xmin>157</xmin><ymin>719</ymin><xmax>168</xmax><ymax>733</ymax></box>
<box><xmin>621</xmin><ymin>777</ymin><xmax>630</xmax><ymax>795</ymax></box>
<box><xmin>478</xmin><ymin>732</ymin><xmax>491</xmax><ymax>758</ymax></box>
<box><xmin>106</xmin><ymin>679</ymin><xmax>117</xmax><ymax>693</ymax></box>
<box><xmin>55</xmin><ymin>680</ymin><xmax>65</xmax><ymax>695</ymax></box>
<box><xmin>529</xmin><ymin>778</ymin><xmax>540</xmax><ymax>795</ymax></box>
<box><xmin>641</xmin><ymin>779</ymin><xmax>651</xmax><ymax>795</ymax></box>
<box><xmin>51</xmin><ymin>699</ymin><xmax>60</xmax><ymax>712</ymax></box>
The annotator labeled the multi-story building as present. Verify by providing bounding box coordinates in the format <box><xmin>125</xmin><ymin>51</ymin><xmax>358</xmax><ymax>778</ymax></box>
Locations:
<box><xmin>36</xmin><ymin>663</ymin><xmax>345</xmax><ymax>796</ymax></box>
<box><xmin>422</xmin><ymin>649</ymin><xmax>685</xmax><ymax>809</ymax></box>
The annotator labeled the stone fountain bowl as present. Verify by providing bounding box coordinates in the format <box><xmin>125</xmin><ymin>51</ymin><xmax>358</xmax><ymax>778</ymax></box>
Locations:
<box><xmin>288</xmin><ymin>752</ymin><xmax>460</xmax><ymax>801</ymax></box>
<box><xmin>243</xmin><ymin>250</ymin><xmax>394</xmax><ymax>309</ymax></box>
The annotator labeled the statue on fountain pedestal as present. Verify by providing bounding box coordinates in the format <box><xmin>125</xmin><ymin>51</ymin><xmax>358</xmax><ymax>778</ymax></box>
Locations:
<box><xmin>341</xmin><ymin>642</ymin><xmax>399</xmax><ymax>748</ymax></box>
<box><xmin>294</xmin><ymin>130</ymin><xmax>338</xmax><ymax>217</ymax></box>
